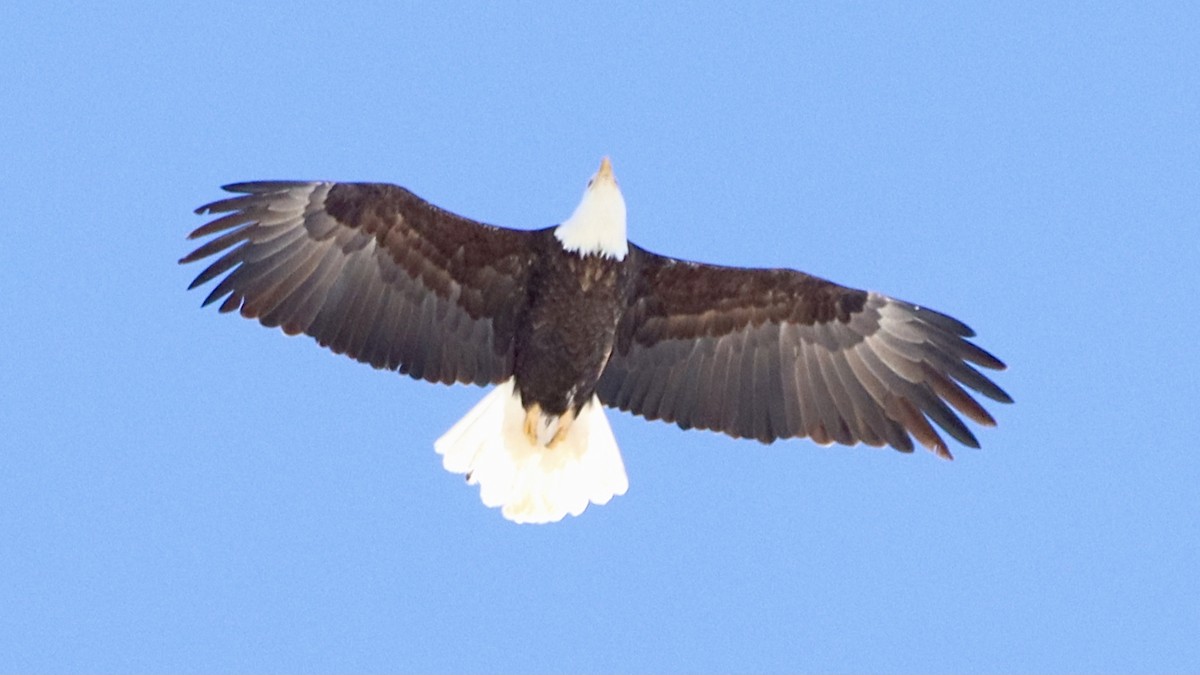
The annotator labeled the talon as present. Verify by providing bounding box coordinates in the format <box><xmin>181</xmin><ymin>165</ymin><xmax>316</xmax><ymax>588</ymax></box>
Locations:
<box><xmin>523</xmin><ymin>403</ymin><xmax>542</xmax><ymax>446</ymax></box>
<box><xmin>547</xmin><ymin>408</ymin><xmax>576</xmax><ymax>449</ymax></box>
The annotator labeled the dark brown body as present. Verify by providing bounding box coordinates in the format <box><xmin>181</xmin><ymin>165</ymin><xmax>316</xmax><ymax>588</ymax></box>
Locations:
<box><xmin>513</xmin><ymin>232</ymin><xmax>635</xmax><ymax>416</ymax></box>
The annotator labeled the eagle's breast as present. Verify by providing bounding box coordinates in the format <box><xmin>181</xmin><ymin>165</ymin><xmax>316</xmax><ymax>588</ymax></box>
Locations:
<box><xmin>511</xmin><ymin>234</ymin><xmax>634</xmax><ymax>415</ymax></box>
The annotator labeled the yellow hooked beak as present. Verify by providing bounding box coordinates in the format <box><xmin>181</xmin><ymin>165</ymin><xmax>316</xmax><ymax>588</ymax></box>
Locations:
<box><xmin>591</xmin><ymin>156</ymin><xmax>616</xmax><ymax>187</ymax></box>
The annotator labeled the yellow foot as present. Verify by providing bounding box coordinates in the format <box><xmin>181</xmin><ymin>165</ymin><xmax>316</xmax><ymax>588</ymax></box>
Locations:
<box><xmin>547</xmin><ymin>407</ymin><xmax>576</xmax><ymax>449</ymax></box>
<box><xmin>523</xmin><ymin>403</ymin><xmax>542</xmax><ymax>446</ymax></box>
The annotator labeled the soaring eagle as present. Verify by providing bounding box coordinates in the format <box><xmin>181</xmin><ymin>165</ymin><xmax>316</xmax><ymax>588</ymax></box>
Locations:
<box><xmin>182</xmin><ymin>158</ymin><xmax>1010</xmax><ymax>523</ymax></box>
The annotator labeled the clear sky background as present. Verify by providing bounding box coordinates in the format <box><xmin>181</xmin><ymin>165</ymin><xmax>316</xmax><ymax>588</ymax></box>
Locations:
<box><xmin>2</xmin><ymin>2</ymin><xmax>1197</xmax><ymax>672</ymax></box>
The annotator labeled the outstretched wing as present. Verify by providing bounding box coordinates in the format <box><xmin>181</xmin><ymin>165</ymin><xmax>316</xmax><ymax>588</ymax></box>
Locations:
<box><xmin>182</xmin><ymin>181</ymin><xmax>534</xmax><ymax>386</ymax></box>
<box><xmin>597</xmin><ymin>245</ymin><xmax>1011</xmax><ymax>457</ymax></box>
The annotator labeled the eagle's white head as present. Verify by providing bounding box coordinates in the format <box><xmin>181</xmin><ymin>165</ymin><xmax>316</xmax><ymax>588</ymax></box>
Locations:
<box><xmin>554</xmin><ymin>157</ymin><xmax>628</xmax><ymax>260</ymax></box>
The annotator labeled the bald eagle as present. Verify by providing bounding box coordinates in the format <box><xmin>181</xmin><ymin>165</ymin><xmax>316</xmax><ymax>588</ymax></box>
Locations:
<box><xmin>182</xmin><ymin>158</ymin><xmax>1010</xmax><ymax>523</ymax></box>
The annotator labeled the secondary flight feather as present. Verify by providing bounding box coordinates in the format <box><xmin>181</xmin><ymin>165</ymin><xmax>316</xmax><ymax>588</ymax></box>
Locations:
<box><xmin>182</xmin><ymin>158</ymin><xmax>1011</xmax><ymax>523</ymax></box>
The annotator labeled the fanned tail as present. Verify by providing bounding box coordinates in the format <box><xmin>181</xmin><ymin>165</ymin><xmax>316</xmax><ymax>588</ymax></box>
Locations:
<box><xmin>434</xmin><ymin>379</ymin><xmax>629</xmax><ymax>524</ymax></box>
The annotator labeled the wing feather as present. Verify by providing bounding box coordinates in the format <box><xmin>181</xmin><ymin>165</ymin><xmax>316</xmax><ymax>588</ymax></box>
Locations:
<box><xmin>597</xmin><ymin>245</ymin><xmax>1010</xmax><ymax>456</ymax></box>
<box><xmin>708</xmin><ymin>335</ymin><xmax>736</xmax><ymax>431</ymax></box>
<box><xmin>183</xmin><ymin>181</ymin><xmax>534</xmax><ymax>386</ymax></box>
<box><xmin>344</xmin><ymin>263</ymin><xmax>389</xmax><ymax>360</ymax></box>
<box><xmin>759</xmin><ymin>326</ymin><xmax>786</xmax><ymax>442</ymax></box>
<box><xmin>829</xmin><ymin>350</ymin><xmax>885</xmax><ymax>446</ymax></box>
<box><xmin>244</xmin><ymin>240</ymin><xmax>325</xmax><ymax>320</ymax></box>
<box><xmin>261</xmin><ymin>242</ymin><xmax>336</xmax><ymax>330</ymax></box>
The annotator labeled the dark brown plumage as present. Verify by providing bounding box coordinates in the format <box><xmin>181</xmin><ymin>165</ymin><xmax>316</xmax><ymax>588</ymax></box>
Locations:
<box><xmin>600</xmin><ymin>249</ymin><xmax>1011</xmax><ymax>455</ymax></box>
<box><xmin>183</xmin><ymin>182</ymin><xmax>531</xmax><ymax>386</ymax></box>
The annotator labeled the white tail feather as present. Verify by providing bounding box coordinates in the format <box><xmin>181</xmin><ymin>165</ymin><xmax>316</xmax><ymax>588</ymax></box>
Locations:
<box><xmin>434</xmin><ymin>379</ymin><xmax>629</xmax><ymax>524</ymax></box>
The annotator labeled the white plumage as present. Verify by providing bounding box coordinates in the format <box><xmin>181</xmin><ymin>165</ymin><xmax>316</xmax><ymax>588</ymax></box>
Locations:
<box><xmin>553</xmin><ymin>158</ymin><xmax>629</xmax><ymax>261</ymax></box>
<box><xmin>435</xmin><ymin>378</ymin><xmax>629</xmax><ymax>524</ymax></box>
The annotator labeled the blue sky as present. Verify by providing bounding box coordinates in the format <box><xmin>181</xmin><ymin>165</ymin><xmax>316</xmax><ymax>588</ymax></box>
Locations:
<box><xmin>2</xmin><ymin>1</ymin><xmax>1197</xmax><ymax>672</ymax></box>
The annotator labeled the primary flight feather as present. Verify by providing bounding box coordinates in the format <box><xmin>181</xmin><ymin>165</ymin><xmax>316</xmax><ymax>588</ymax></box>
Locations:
<box><xmin>182</xmin><ymin>158</ymin><xmax>1011</xmax><ymax>523</ymax></box>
